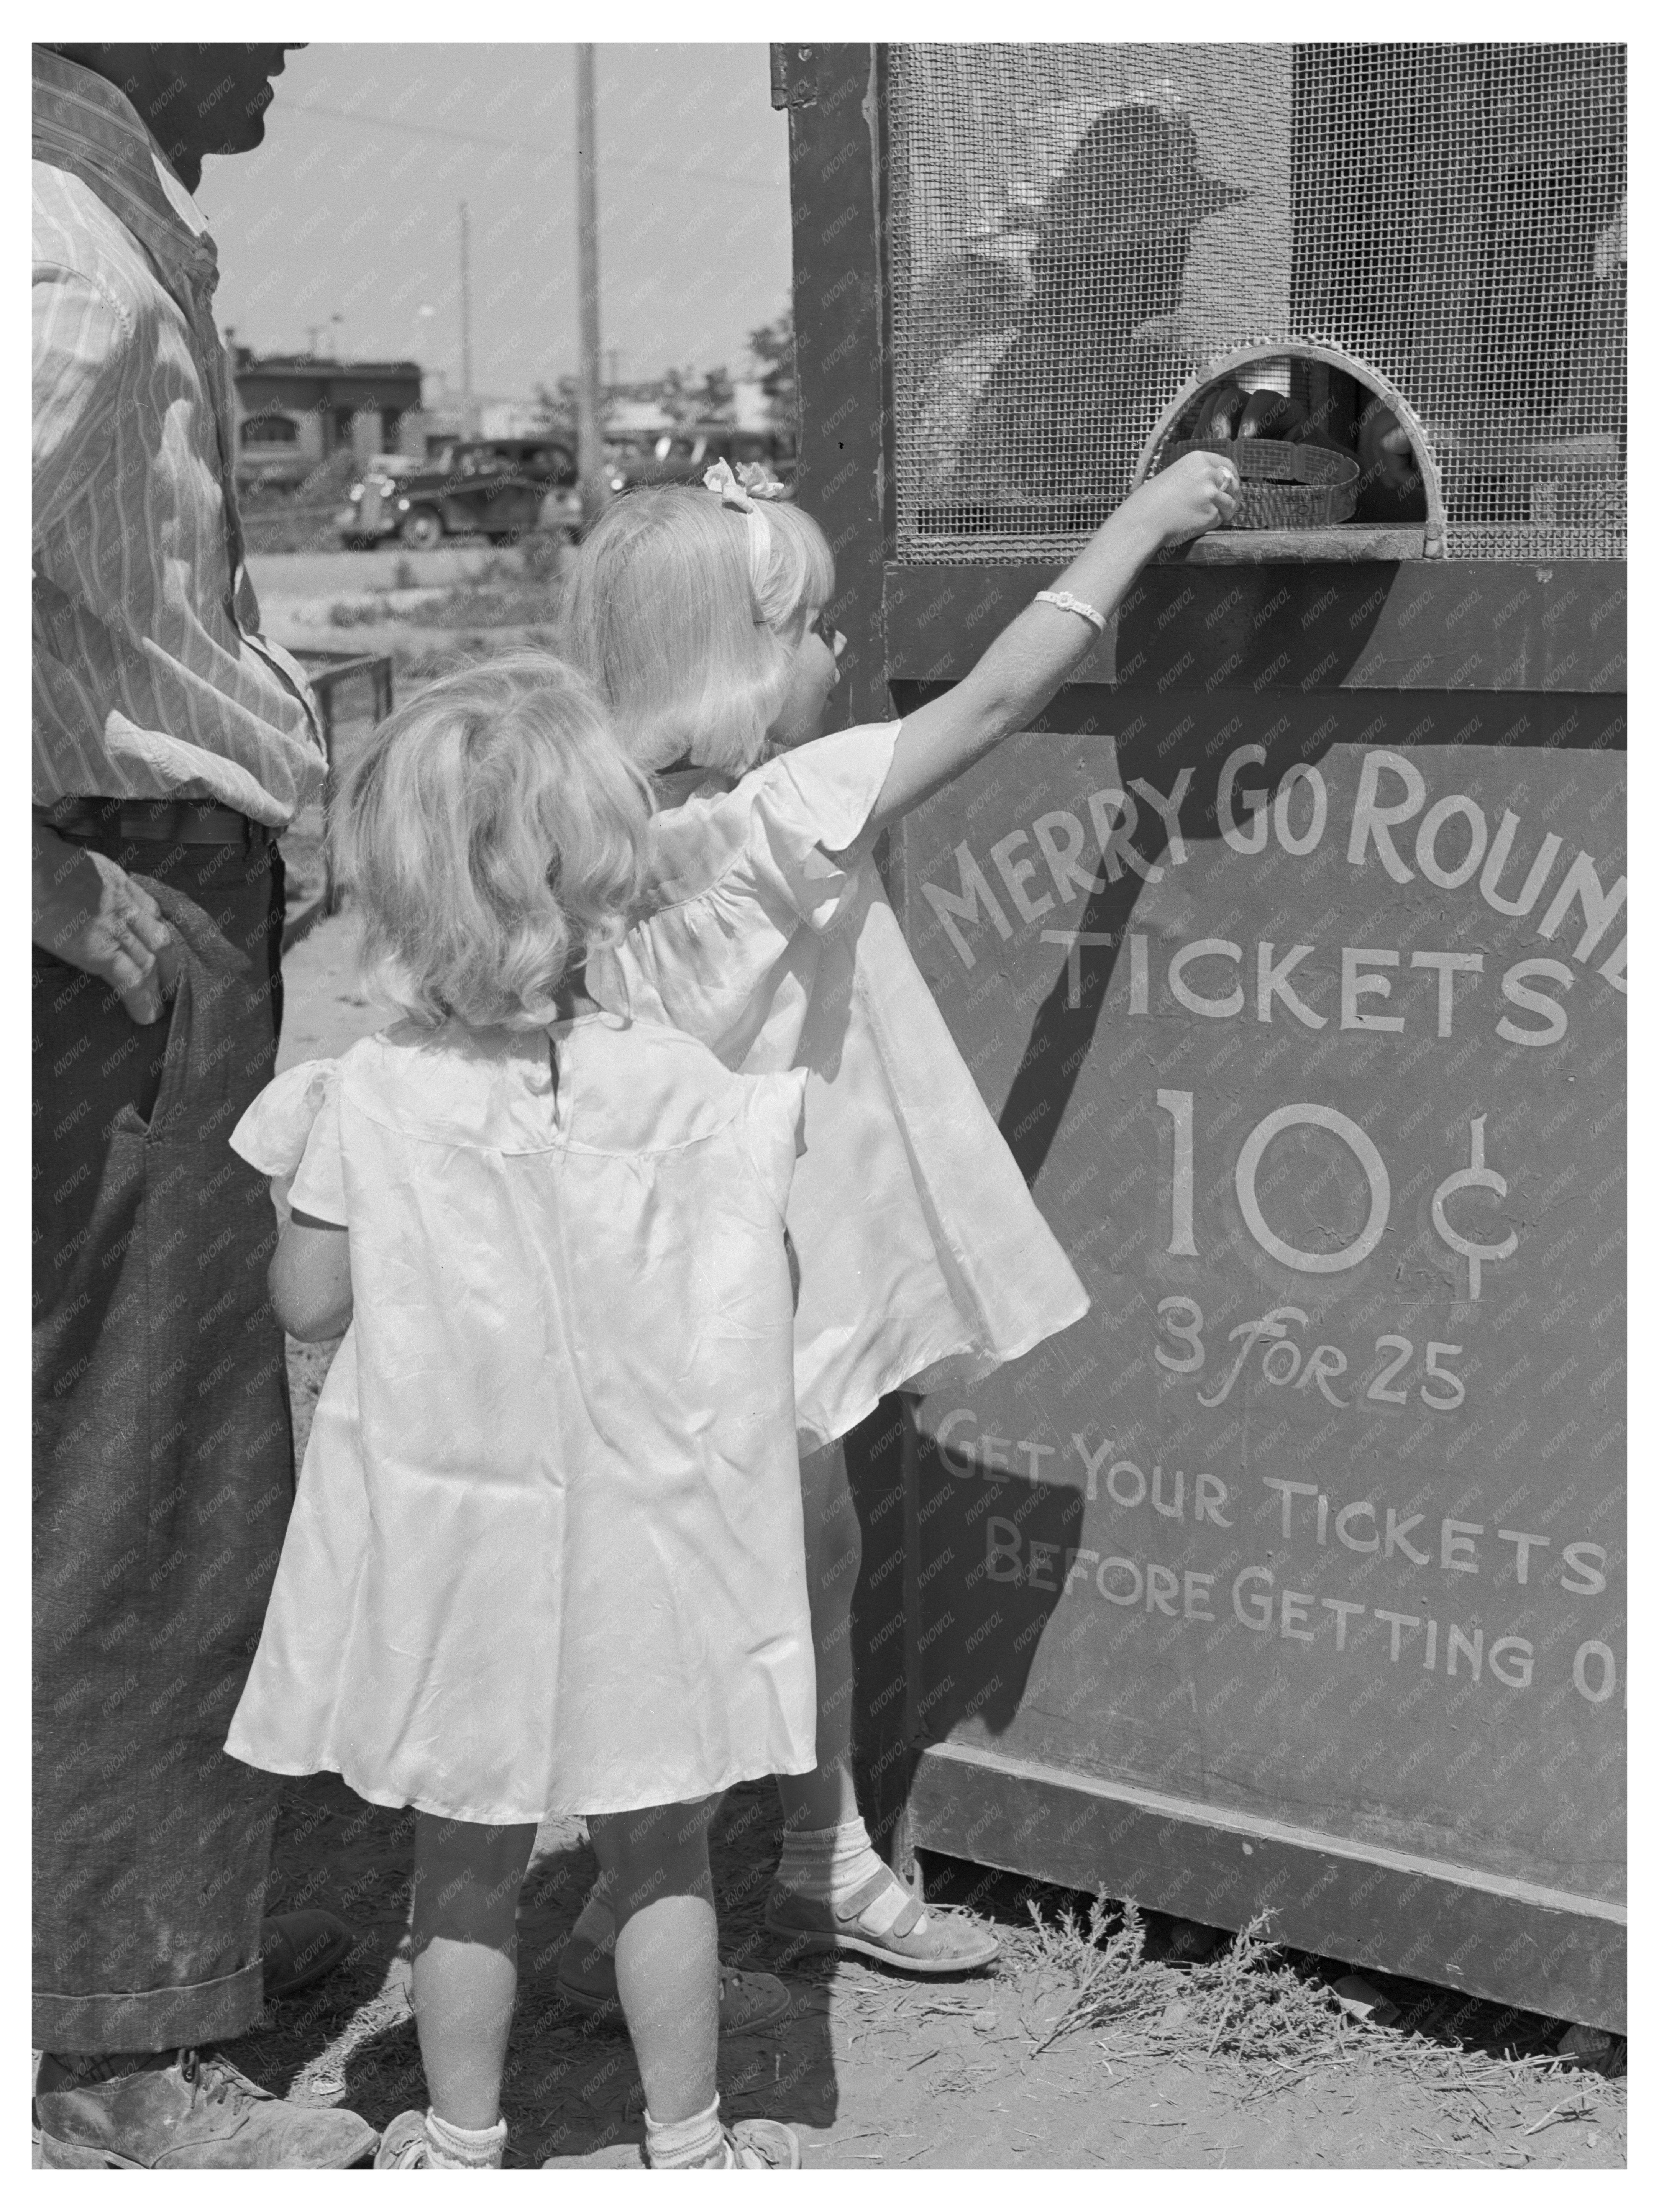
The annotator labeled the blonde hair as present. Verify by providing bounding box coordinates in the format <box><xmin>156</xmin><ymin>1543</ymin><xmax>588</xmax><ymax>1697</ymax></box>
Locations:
<box><xmin>563</xmin><ymin>486</ymin><xmax>835</xmax><ymax>776</ymax></box>
<box><xmin>328</xmin><ymin>652</ymin><xmax>653</xmax><ymax>1031</ymax></box>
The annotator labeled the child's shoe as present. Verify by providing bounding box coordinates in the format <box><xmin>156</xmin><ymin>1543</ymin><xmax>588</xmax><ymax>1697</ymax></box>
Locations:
<box><xmin>700</xmin><ymin>2119</ymin><xmax>802</xmax><ymax>2169</ymax></box>
<box><xmin>765</xmin><ymin>1819</ymin><xmax>1000</xmax><ymax>1974</ymax></box>
<box><xmin>374</xmin><ymin>2111</ymin><xmax>429</xmax><ymax>2168</ymax></box>
<box><xmin>766</xmin><ymin>1864</ymin><xmax>999</xmax><ymax>1974</ymax></box>
<box><xmin>556</xmin><ymin>1945</ymin><xmax>791</xmax><ymax>2034</ymax></box>
<box><xmin>374</xmin><ymin>2108</ymin><xmax>506</xmax><ymax>2169</ymax></box>
<box><xmin>259</xmin><ymin>1908</ymin><xmax>357</xmax><ymax>2000</ymax></box>
<box><xmin>646</xmin><ymin>2105</ymin><xmax>801</xmax><ymax>2176</ymax></box>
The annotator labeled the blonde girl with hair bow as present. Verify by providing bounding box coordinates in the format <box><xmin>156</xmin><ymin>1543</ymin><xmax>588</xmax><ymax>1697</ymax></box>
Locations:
<box><xmin>223</xmin><ymin>654</ymin><xmax>813</xmax><ymax>2170</ymax></box>
<box><xmin>560</xmin><ymin>444</ymin><xmax>1237</xmax><ymax>1992</ymax></box>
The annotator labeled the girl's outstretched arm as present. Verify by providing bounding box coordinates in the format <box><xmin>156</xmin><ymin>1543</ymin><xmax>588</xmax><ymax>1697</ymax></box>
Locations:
<box><xmin>857</xmin><ymin>450</ymin><xmax>1239</xmax><ymax>841</ymax></box>
<box><xmin>270</xmin><ymin>1210</ymin><xmax>354</xmax><ymax>1342</ymax></box>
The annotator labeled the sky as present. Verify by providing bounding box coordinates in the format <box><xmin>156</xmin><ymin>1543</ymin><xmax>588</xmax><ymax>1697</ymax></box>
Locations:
<box><xmin>199</xmin><ymin>43</ymin><xmax>792</xmax><ymax>402</ymax></box>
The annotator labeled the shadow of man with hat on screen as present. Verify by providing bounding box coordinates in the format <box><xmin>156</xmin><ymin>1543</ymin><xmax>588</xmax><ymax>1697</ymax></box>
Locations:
<box><xmin>927</xmin><ymin>100</ymin><xmax>1247</xmax><ymax>528</ymax></box>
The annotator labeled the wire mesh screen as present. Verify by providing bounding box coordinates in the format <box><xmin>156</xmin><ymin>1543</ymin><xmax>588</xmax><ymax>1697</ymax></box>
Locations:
<box><xmin>889</xmin><ymin>42</ymin><xmax>1626</xmax><ymax>562</ymax></box>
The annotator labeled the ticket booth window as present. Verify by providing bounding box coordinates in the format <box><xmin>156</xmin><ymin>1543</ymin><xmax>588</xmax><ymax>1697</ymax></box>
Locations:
<box><xmin>890</xmin><ymin>41</ymin><xmax>1626</xmax><ymax>562</ymax></box>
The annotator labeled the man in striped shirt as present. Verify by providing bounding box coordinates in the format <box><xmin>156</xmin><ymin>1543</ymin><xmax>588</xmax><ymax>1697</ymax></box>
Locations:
<box><xmin>33</xmin><ymin>45</ymin><xmax>374</xmax><ymax>2169</ymax></box>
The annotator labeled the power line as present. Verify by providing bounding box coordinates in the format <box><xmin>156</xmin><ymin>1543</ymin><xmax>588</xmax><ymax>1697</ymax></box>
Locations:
<box><xmin>286</xmin><ymin>98</ymin><xmax>779</xmax><ymax>194</ymax></box>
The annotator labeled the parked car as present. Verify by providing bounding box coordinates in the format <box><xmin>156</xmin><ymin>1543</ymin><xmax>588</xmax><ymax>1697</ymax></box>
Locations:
<box><xmin>336</xmin><ymin>437</ymin><xmax>580</xmax><ymax>550</ymax></box>
<box><xmin>604</xmin><ymin>426</ymin><xmax>797</xmax><ymax>497</ymax></box>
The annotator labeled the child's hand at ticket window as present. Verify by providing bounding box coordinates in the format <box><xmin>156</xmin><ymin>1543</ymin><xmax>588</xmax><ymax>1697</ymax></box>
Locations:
<box><xmin>1124</xmin><ymin>447</ymin><xmax>1242</xmax><ymax>544</ymax></box>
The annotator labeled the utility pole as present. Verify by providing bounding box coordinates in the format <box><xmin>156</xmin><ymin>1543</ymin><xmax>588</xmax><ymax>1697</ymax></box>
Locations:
<box><xmin>575</xmin><ymin>45</ymin><xmax>606</xmax><ymax>523</ymax></box>
<box><xmin>459</xmin><ymin>199</ymin><xmax>475</xmax><ymax>435</ymax></box>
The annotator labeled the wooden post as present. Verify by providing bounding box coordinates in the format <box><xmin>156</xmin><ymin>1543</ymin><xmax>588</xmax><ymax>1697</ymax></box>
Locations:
<box><xmin>458</xmin><ymin>202</ymin><xmax>476</xmax><ymax>438</ymax></box>
<box><xmin>781</xmin><ymin>41</ymin><xmax>919</xmax><ymax>1884</ymax></box>
<box><xmin>575</xmin><ymin>44</ymin><xmax>607</xmax><ymax>526</ymax></box>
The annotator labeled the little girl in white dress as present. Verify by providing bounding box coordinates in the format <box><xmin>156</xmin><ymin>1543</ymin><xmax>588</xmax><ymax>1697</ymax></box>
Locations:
<box><xmin>225</xmin><ymin>655</ymin><xmax>813</xmax><ymax>2171</ymax></box>
<box><xmin>561</xmin><ymin>447</ymin><xmax>1239</xmax><ymax>1982</ymax></box>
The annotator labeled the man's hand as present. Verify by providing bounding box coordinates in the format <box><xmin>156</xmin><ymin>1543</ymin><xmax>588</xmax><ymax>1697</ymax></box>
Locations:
<box><xmin>32</xmin><ymin>824</ymin><xmax>179</xmax><ymax>1026</ymax></box>
<box><xmin>1358</xmin><ymin>405</ymin><xmax>1422</xmax><ymax>492</ymax></box>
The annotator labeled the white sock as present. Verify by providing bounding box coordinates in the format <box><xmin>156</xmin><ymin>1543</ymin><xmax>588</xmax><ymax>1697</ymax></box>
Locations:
<box><xmin>775</xmin><ymin>1820</ymin><xmax>924</xmax><ymax>1935</ymax></box>
<box><xmin>569</xmin><ymin>1867</ymin><xmax>616</xmax><ymax>1953</ymax></box>
<box><xmin>645</xmin><ymin>2094</ymin><xmax>727</xmax><ymax>2169</ymax></box>
<box><xmin>424</xmin><ymin>2109</ymin><xmax>507</xmax><ymax>2169</ymax></box>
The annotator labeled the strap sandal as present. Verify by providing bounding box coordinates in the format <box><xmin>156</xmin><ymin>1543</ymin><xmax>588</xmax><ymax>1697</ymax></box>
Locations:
<box><xmin>765</xmin><ymin>1867</ymin><xmax>1000</xmax><ymax>1975</ymax></box>
<box><xmin>555</xmin><ymin>1952</ymin><xmax>791</xmax><ymax>2035</ymax></box>
<box><xmin>261</xmin><ymin>1909</ymin><xmax>356</xmax><ymax>2001</ymax></box>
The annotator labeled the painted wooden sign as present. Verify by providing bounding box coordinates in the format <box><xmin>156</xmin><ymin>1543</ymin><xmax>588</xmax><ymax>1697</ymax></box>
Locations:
<box><xmin>896</xmin><ymin>694</ymin><xmax>1626</xmax><ymax>2025</ymax></box>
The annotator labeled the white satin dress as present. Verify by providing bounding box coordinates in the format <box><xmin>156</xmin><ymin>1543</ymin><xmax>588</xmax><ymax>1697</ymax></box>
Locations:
<box><xmin>589</xmin><ymin>721</ymin><xmax>1090</xmax><ymax>1452</ymax></box>
<box><xmin>223</xmin><ymin>1012</ymin><xmax>816</xmax><ymax>1825</ymax></box>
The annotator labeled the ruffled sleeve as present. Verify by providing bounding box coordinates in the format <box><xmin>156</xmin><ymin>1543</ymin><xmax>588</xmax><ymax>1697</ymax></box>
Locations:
<box><xmin>592</xmin><ymin>721</ymin><xmax>905</xmax><ymax>1068</ymax></box>
<box><xmin>230</xmin><ymin>1059</ymin><xmax>348</xmax><ymax>1226</ymax></box>
<box><xmin>743</xmin><ymin>721</ymin><xmax>902</xmax><ymax>933</ymax></box>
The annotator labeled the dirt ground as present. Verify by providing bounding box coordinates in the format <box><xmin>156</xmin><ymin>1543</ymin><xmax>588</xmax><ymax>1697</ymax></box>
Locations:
<box><xmin>261</xmin><ymin>1288</ymin><xmax>1627</xmax><ymax>2172</ymax></box>
<box><xmin>255</xmin><ymin>541</ymin><xmax>566</xmax><ymax>698</ymax></box>
<box><xmin>243</xmin><ymin>1732</ymin><xmax>1626</xmax><ymax>2170</ymax></box>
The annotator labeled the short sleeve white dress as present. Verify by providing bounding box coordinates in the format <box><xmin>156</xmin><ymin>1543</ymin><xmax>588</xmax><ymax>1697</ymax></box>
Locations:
<box><xmin>588</xmin><ymin>723</ymin><xmax>1090</xmax><ymax>1451</ymax></box>
<box><xmin>223</xmin><ymin>1013</ymin><xmax>816</xmax><ymax>1826</ymax></box>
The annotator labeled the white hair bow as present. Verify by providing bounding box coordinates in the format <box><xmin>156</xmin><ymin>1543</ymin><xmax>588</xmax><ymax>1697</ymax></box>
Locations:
<box><xmin>704</xmin><ymin>457</ymin><xmax>785</xmax><ymax>600</ymax></box>
<box><xmin>704</xmin><ymin>456</ymin><xmax>788</xmax><ymax>507</ymax></box>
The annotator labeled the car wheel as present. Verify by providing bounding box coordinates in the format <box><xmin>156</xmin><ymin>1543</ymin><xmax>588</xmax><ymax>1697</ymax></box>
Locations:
<box><xmin>399</xmin><ymin>508</ymin><xmax>444</xmax><ymax>551</ymax></box>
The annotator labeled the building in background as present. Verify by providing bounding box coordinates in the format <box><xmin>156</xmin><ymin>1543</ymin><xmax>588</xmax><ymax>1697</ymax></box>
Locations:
<box><xmin>228</xmin><ymin>346</ymin><xmax>425</xmax><ymax>492</ymax></box>
<box><xmin>229</xmin><ymin>345</ymin><xmax>794</xmax><ymax>496</ymax></box>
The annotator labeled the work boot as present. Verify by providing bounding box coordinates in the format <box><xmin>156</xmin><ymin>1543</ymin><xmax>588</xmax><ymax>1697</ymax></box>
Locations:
<box><xmin>34</xmin><ymin>2048</ymin><xmax>377</xmax><ymax>2169</ymax></box>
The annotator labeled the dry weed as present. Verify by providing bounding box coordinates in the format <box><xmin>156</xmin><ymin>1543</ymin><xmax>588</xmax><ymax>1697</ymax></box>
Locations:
<box><xmin>1026</xmin><ymin>1898</ymin><xmax>1342</xmax><ymax>2067</ymax></box>
<box><xmin>1015</xmin><ymin>1888</ymin><xmax>1626</xmax><ymax>2127</ymax></box>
